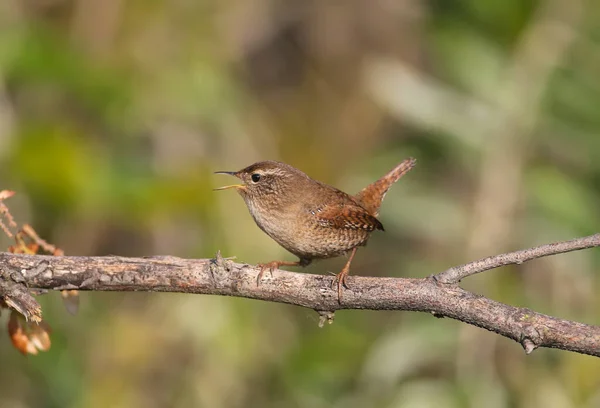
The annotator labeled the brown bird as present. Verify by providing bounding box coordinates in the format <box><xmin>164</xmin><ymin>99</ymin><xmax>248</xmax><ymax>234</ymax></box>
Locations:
<box><xmin>215</xmin><ymin>158</ymin><xmax>416</xmax><ymax>300</ymax></box>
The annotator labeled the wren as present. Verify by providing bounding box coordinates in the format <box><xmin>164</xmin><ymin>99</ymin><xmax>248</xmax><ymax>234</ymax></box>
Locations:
<box><xmin>215</xmin><ymin>158</ymin><xmax>416</xmax><ymax>300</ymax></box>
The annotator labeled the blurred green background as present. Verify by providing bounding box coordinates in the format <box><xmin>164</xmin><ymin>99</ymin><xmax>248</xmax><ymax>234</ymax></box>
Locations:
<box><xmin>1</xmin><ymin>0</ymin><xmax>600</xmax><ymax>407</ymax></box>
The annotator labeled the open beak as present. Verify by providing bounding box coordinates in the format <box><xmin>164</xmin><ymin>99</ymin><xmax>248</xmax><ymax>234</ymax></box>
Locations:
<box><xmin>214</xmin><ymin>171</ymin><xmax>245</xmax><ymax>191</ymax></box>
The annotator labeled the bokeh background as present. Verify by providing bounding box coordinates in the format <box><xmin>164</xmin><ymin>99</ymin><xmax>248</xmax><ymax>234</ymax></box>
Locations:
<box><xmin>1</xmin><ymin>0</ymin><xmax>600</xmax><ymax>407</ymax></box>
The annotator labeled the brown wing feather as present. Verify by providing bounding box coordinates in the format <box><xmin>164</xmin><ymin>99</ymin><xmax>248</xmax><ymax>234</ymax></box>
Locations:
<box><xmin>312</xmin><ymin>204</ymin><xmax>384</xmax><ymax>231</ymax></box>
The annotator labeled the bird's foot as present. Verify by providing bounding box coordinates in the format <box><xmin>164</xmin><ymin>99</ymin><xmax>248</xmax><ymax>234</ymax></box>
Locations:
<box><xmin>331</xmin><ymin>267</ymin><xmax>350</xmax><ymax>303</ymax></box>
<box><xmin>256</xmin><ymin>261</ymin><xmax>280</xmax><ymax>286</ymax></box>
<box><xmin>256</xmin><ymin>260</ymin><xmax>303</xmax><ymax>286</ymax></box>
<box><xmin>329</xmin><ymin>247</ymin><xmax>358</xmax><ymax>303</ymax></box>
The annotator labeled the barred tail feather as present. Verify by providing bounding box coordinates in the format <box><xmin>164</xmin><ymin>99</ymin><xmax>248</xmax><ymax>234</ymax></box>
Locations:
<box><xmin>354</xmin><ymin>157</ymin><xmax>416</xmax><ymax>217</ymax></box>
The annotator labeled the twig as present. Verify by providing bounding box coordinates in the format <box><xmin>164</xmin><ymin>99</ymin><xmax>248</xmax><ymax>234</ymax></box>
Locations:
<box><xmin>435</xmin><ymin>233</ymin><xmax>600</xmax><ymax>284</ymax></box>
<box><xmin>0</xmin><ymin>234</ymin><xmax>598</xmax><ymax>356</ymax></box>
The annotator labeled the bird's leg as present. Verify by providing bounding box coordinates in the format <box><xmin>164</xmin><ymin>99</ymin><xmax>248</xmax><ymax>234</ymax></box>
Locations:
<box><xmin>332</xmin><ymin>247</ymin><xmax>358</xmax><ymax>302</ymax></box>
<box><xmin>256</xmin><ymin>258</ymin><xmax>311</xmax><ymax>286</ymax></box>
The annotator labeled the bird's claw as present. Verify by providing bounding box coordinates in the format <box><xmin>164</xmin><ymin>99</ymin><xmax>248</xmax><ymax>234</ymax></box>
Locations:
<box><xmin>331</xmin><ymin>270</ymin><xmax>349</xmax><ymax>303</ymax></box>
<box><xmin>256</xmin><ymin>262</ymin><xmax>277</xmax><ymax>286</ymax></box>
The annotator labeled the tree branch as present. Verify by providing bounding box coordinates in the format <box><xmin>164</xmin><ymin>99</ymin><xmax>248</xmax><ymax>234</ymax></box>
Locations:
<box><xmin>0</xmin><ymin>264</ymin><xmax>42</xmax><ymax>323</ymax></box>
<box><xmin>0</xmin><ymin>234</ymin><xmax>599</xmax><ymax>357</ymax></box>
<box><xmin>435</xmin><ymin>233</ymin><xmax>600</xmax><ymax>283</ymax></box>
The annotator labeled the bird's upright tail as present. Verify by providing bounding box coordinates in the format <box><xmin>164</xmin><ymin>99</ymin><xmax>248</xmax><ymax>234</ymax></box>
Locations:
<box><xmin>354</xmin><ymin>157</ymin><xmax>416</xmax><ymax>217</ymax></box>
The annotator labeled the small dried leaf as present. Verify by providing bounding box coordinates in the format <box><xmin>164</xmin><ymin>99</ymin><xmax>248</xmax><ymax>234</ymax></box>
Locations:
<box><xmin>10</xmin><ymin>231</ymin><xmax>41</xmax><ymax>254</ymax></box>
<box><xmin>8</xmin><ymin>311</ymin><xmax>51</xmax><ymax>355</ymax></box>
<box><xmin>10</xmin><ymin>233</ymin><xmax>26</xmax><ymax>253</ymax></box>
<box><xmin>29</xmin><ymin>321</ymin><xmax>52</xmax><ymax>352</ymax></box>
<box><xmin>8</xmin><ymin>312</ymin><xmax>33</xmax><ymax>355</ymax></box>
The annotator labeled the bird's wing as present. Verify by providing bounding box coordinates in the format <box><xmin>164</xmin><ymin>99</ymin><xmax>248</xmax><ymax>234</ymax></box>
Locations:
<box><xmin>309</xmin><ymin>203</ymin><xmax>384</xmax><ymax>231</ymax></box>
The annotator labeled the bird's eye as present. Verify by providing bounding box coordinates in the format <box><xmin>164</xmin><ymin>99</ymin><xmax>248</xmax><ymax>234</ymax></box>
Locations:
<box><xmin>251</xmin><ymin>173</ymin><xmax>261</xmax><ymax>183</ymax></box>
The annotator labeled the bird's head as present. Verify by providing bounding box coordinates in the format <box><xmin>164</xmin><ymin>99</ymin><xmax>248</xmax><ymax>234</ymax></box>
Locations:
<box><xmin>214</xmin><ymin>161</ymin><xmax>305</xmax><ymax>205</ymax></box>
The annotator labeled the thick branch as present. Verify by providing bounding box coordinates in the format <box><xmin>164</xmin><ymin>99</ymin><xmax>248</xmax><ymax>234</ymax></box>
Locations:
<box><xmin>0</xmin><ymin>238</ymin><xmax>599</xmax><ymax>356</ymax></box>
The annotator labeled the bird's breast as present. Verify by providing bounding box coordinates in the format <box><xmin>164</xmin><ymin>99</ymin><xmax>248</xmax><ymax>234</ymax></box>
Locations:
<box><xmin>244</xmin><ymin>198</ymin><xmax>372</xmax><ymax>259</ymax></box>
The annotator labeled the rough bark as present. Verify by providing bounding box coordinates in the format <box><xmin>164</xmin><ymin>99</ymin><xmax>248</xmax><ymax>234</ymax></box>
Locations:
<box><xmin>1</xmin><ymin>233</ymin><xmax>599</xmax><ymax>356</ymax></box>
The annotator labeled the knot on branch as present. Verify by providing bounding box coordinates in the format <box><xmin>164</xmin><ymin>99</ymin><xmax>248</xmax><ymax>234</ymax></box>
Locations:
<box><xmin>522</xmin><ymin>338</ymin><xmax>538</xmax><ymax>354</ymax></box>
<box><xmin>209</xmin><ymin>251</ymin><xmax>234</xmax><ymax>289</ymax></box>
<box><xmin>515</xmin><ymin>310</ymin><xmax>543</xmax><ymax>354</ymax></box>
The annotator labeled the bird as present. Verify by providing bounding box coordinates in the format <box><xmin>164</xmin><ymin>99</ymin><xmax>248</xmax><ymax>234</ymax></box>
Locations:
<box><xmin>215</xmin><ymin>158</ymin><xmax>416</xmax><ymax>301</ymax></box>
